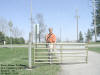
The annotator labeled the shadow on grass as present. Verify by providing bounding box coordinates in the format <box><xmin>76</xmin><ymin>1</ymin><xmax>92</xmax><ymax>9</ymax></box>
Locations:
<box><xmin>24</xmin><ymin>62</ymin><xmax>87</xmax><ymax>70</ymax></box>
<box><xmin>58</xmin><ymin>62</ymin><xmax>87</xmax><ymax>65</ymax></box>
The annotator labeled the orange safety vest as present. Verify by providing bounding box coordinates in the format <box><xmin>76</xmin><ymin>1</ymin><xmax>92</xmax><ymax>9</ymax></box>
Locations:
<box><xmin>46</xmin><ymin>33</ymin><xmax>56</xmax><ymax>43</ymax></box>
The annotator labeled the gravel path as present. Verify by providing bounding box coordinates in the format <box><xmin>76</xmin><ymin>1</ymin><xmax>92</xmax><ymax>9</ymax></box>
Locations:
<box><xmin>58</xmin><ymin>51</ymin><xmax>100</xmax><ymax>75</ymax></box>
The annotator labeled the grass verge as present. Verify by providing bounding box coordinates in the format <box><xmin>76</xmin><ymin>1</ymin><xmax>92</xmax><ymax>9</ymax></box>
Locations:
<box><xmin>0</xmin><ymin>48</ymin><xmax>60</xmax><ymax>75</ymax></box>
<box><xmin>88</xmin><ymin>42</ymin><xmax>100</xmax><ymax>44</ymax></box>
<box><xmin>88</xmin><ymin>47</ymin><xmax>100</xmax><ymax>53</ymax></box>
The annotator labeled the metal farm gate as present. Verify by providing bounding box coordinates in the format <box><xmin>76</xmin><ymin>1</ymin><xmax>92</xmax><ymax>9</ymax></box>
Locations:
<box><xmin>33</xmin><ymin>43</ymin><xmax>88</xmax><ymax>64</ymax></box>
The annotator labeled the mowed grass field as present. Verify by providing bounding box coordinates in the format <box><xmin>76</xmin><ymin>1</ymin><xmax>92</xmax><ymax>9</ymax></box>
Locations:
<box><xmin>87</xmin><ymin>42</ymin><xmax>100</xmax><ymax>53</ymax></box>
<box><xmin>88</xmin><ymin>47</ymin><xmax>100</xmax><ymax>53</ymax></box>
<box><xmin>88</xmin><ymin>42</ymin><xmax>100</xmax><ymax>44</ymax></box>
<box><xmin>0</xmin><ymin>48</ymin><xmax>60</xmax><ymax>75</ymax></box>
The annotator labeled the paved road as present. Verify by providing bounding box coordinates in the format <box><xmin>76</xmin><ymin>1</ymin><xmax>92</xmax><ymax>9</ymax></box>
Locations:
<box><xmin>0</xmin><ymin>44</ymin><xmax>100</xmax><ymax>48</ymax></box>
<box><xmin>88</xmin><ymin>44</ymin><xmax>100</xmax><ymax>47</ymax></box>
<box><xmin>58</xmin><ymin>51</ymin><xmax>100</xmax><ymax>75</ymax></box>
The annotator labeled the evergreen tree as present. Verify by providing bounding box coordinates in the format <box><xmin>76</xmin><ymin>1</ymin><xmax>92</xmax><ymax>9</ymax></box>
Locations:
<box><xmin>5</xmin><ymin>36</ymin><xmax>10</xmax><ymax>44</ymax></box>
<box><xmin>0</xmin><ymin>32</ymin><xmax>5</xmax><ymax>44</ymax></box>
<box><xmin>86</xmin><ymin>29</ymin><xmax>92</xmax><ymax>43</ymax></box>
<box><xmin>92</xmin><ymin>0</ymin><xmax>100</xmax><ymax>37</ymax></box>
<box><xmin>96</xmin><ymin>0</ymin><xmax>100</xmax><ymax>36</ymax></box>
<box><xmin>79</xmin><ymin>31</ymin><xmax>84</xmax><ymax>42</ymax></box>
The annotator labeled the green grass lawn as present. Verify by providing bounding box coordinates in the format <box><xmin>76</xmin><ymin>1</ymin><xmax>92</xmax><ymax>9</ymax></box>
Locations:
<box><xmin>88</xmin><ymin>42</ymin><xmax>100</xmax><ymax>53</ymax></box>
<box><xmin>0</xmin><ymin>48</ymin><xmax>60</xmax><ymax>75</ymax></box>
<box><xmin>88</xmin><ymin>42</ymin><xmax>100</xmax><ymax>44</ymax></box>
<box><xmin>88</xmin><ymin>47</ymin><xmax>100</xmax><ymax>53</ymax></box>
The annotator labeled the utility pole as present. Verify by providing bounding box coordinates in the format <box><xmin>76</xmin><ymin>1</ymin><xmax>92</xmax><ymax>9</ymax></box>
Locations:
<box><xmin>60</xmin><ymin>25</ymin><xmax>62</xmax><ymax>42</ymax></box>
<box><xmin>93</xmin><ymin>0</ymin><xmax>97</xmax><ymax>42</ymax></box>
<box><xmin>35</xmin><ymin>24</ymin><xmax>37</xmax><ymax>43</ymax></box>
<box><xmin>75</xmin><ymin>9</ymin><xmax>79</xmax><ymax>42</ymax></box>
<box><xmin>28</xmin><ymin>32</ymin><xmax>32</xmax><ymax>69</ymax></box>
<box><xmin>28</xmin><ymin>0</ymin><xmax>33</xmax><ymax>69</ymax></box>
<box><xmin>8</xmin><ymin>21</ymin><xmax>13</xmax><ymax>49</ymax></box>
<box><xmin>30</xmin><ymin>0</ymin><xmax>33</xmax><ymax>43</ymax></box>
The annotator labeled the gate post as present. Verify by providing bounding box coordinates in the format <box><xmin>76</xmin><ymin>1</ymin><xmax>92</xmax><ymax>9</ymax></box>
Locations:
<box><xmin>60</xmin><ymin>44</ymin><xmax>63</xmax><ymax>63</ymax></box>
<box><xmin>28</xmin><ymin>32</ymin><xmax>32</xmax><ymax>69</ymax></box>
<box><xmin>86</xmin><ymin>43</ymin><xmax>88</xmax><ymax>64</ymax></box>
<box><xmin>33</xmin><ymin>44</ymin><xmax>35</xmax><ymax>64</ymax></box>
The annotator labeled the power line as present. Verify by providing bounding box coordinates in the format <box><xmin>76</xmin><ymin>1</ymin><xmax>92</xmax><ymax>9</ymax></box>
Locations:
<box><xmin>60</xmin><ymin>25</ymin><xmax>62</xmax><ymax>42</ymax></box>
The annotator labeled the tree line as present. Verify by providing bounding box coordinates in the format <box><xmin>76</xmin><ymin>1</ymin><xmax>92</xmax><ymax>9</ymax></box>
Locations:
<box><xmin>79</xmin><ymin>0</ymin><xmax>100</xmax><ymax>43</ymax></box>
<box><xmin>94</xmin><ymin>0</ymin><xmax>100</xmax><ymax>36</ymax></box>
<box><xmin>78</xmin><ymin>29</ymin><xmax>92</xmax><ymax>43</ymax></box>
<box><xmin>91</xmin><ymin>0</ymin><xmax>100</xmax><ymax>40</ymax></box>
<box><xmin>0</xmin><ymin>17</ymin><xmax>25</xmax><ymax>45</ymax></box>
<box><xmin>0</xmin><ymin>31</ymin><xmax>25</xmax><ymax>44</ymax></box>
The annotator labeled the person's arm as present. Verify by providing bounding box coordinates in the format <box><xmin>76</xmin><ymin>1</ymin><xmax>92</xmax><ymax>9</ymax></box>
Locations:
<box><xmin>45</xmin><ymin>34</ymin><xmax>48</xmax><ymax>42</ymax></box>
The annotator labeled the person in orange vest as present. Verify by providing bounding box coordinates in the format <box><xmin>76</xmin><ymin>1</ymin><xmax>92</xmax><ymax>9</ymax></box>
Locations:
<box><xmin>46</xmin><ymin>28</ymin><xmax>56</xmax><ymax>63</ymax></box>
<box><xmin>46</xmin><ymin>28</ymin><xmax>56</xmax><ymax>43</ymax></box>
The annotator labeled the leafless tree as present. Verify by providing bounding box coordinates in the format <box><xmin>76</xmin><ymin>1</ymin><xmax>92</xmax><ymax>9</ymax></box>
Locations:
<box><xmin>36</xmin><ymin>14</ymin><xmax>46</xmax><ymax>42</ymax></box>
<box><xmin>12</xmin><ymin>26</ymin><xmax>22</xmax><ymax>38</ymax></box>
<box><xmin>0</xmin><ymin>17</ymin><xmax>8</xmax><ymax>35</ymax></box>
<box><xmin>8</xmin><ymin>21</ymin><xmax>22</xmax><ymax>38</ymax></box>
<box><xmin>8</xmin><ymin>21</ymin><xmax>13</xmax><ymax>37</ymax></box>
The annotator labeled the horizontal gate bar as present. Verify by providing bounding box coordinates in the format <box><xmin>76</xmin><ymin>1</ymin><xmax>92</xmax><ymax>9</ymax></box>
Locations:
<box><xmin>35</xmin><ymin>56</ymin><xmax>87</xmax><ymax>57</ymax></box>
<box><xmin>33</xmin><ymin>43</ymin><xmax>86</xmax><ymax>45</ymax></box>
<box><xmin>34</xmin><ymin>61</ymin><xmax>87</xmax><ymax>64</ymax></box>
<box><xmin>34</xmin><ymin>48</ymin><xmax>88</xmax><ymax>50</ymax></box>
<box><xmin>35</xmin><ymin>59</ymin><xmax>59</xmax><ymax>60</ymax></box>
<box><xmin>35</xmin><ymin>56</ymin><xmax>57</xmax><ymax>57</ymax></box>
<box><xmin>34</xmin><ymin>62</ymin><xmax>60</xmax><ymax>63</ymax></box>
<box><xmin>35</xmin><ymin>52</ymin><xmax>86</xmax><ymax>54</ymax></box>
